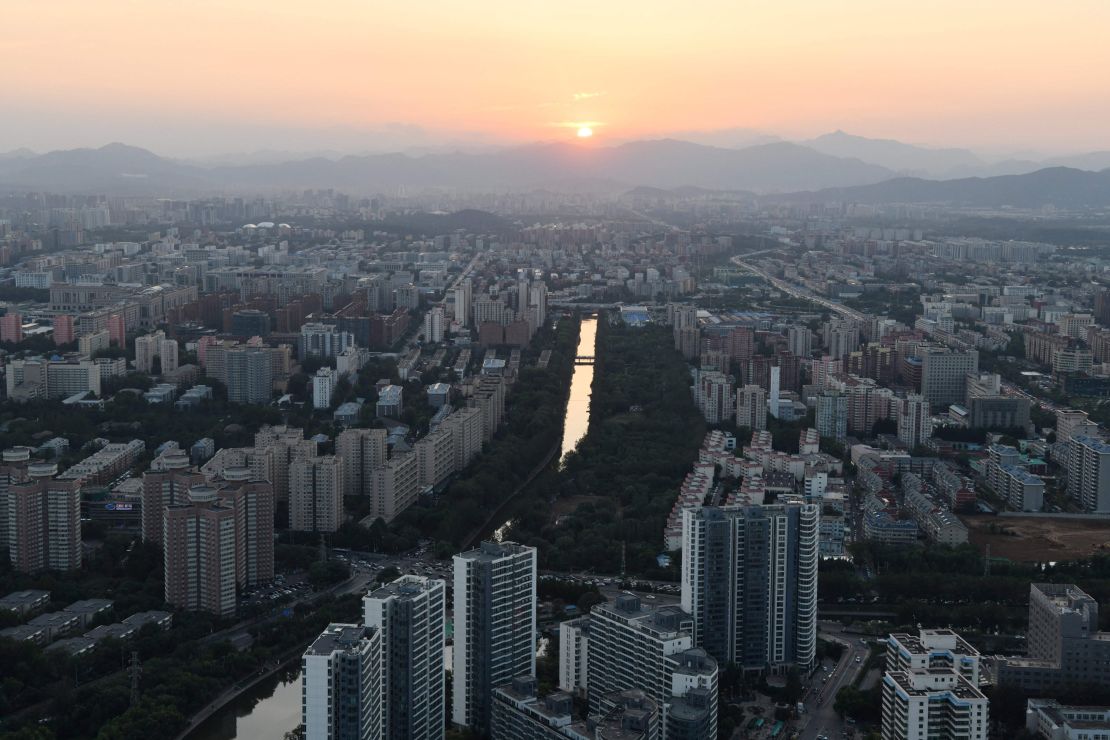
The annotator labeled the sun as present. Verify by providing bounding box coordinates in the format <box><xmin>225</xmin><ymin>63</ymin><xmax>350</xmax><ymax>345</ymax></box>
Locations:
<box><xmin>576</xmin><ymin>125</ymin><xmax>593</xmax><ymax>139</ymax></box>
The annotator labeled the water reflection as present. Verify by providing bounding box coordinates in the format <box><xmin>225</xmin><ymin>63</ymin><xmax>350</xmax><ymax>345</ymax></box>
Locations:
<box><xmin>187</xmin><ymin>663</ymin><xmax>302</xmax><ymax>740</ymax></box>
<box><xmin>559</xmin><ymin>315</ymin><xmax>597</xmax><ymax>463</ymax></box>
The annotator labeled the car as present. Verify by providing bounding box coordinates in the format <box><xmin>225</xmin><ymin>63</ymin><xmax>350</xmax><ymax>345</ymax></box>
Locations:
<box><xmin>855</xmin><ymin>656</ymin><xmax>862</xmax><ymax>663</ymax></box>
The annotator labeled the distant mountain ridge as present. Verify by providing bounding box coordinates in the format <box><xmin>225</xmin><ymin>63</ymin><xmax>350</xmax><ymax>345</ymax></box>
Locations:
<box><xmin>0</xmin><ymin>139</ymin><xmax>896</xmax><ymax>195</ymax></box>
<box><xmin>771</xmin><ymin>167</ymin><xmax>1110</xmax><ymax>208</ymax></box>
<box><xmin>2</xmin><ymin>136</ymin><xmax>1110</xmax><ymax>208</ymax></box>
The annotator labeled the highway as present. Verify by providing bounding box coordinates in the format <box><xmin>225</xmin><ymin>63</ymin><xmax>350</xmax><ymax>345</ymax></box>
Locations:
<box><xmin>730</xmin><ymin>254</ymin><xmax>867</xmax><ymax>322</ymax></box>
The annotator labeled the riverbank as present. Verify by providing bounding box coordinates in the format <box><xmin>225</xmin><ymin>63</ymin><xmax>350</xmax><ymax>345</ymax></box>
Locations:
<box><xmin>176</xmin><ymin>649</ymin><xmax>304</xmax><ymax>740</ymax></box>
<box><xmin>391</xmin><ymin>316</ymin><xmax>580</xmax><ymax>550</ymax></box>
<box><xmin>506</xmin><ymin>320</ymin><xmax>705</xmax><ymax>576</ymax></box>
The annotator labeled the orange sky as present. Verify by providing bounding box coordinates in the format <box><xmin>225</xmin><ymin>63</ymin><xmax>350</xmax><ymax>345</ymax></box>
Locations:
<box><xmin>4</xmin><ymin>0</ymin><xmax>1110</xmax><ymax>155</ymax></box>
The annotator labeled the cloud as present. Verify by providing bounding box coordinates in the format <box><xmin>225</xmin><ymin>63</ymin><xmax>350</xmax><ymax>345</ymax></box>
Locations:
<box><xmin>572</xmin><ymin>91</ymin><xmax>605</xmax><ymax>101</ymax></box>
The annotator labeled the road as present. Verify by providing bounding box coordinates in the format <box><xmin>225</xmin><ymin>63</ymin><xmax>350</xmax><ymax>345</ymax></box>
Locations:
<box><xmin>730</xmin><ymin>254</ymin><xmax>868</xmax><ymax>322</ymax></box>
<box><xmin>798</xmin><ymin>623</ymin><xmax>873</xmax><ymax>740</ymax></box>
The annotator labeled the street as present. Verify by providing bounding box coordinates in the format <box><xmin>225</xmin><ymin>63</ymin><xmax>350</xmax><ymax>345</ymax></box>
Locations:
<box><xmin>798</xmin><ymin>622</ymin><xmax>874</xmax><ymax>740</ymax></box>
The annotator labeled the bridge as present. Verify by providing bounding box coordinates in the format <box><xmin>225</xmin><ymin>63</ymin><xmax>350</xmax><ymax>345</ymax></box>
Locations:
<box><xmin>574</xmin><ymin>355</ymin><xmax>595</xmax><ymax>365</ymax></box>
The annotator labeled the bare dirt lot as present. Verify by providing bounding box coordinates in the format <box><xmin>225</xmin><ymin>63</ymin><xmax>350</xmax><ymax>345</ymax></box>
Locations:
<box><xmin>962</xmin><ymin>514</ymin><xmax>1110</xmax><ymax>561</ymax></box>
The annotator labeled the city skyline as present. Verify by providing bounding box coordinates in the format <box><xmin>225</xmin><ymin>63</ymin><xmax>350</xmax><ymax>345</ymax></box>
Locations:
<box><xmin>4</xmin><ymin>0</ymin><xmax>1110</xmax><ymax>156</ymax></box>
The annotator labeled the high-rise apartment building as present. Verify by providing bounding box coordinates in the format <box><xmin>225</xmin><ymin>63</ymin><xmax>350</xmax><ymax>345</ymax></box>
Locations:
<box><xmin>441</xmin><ymin>407</ymin><xmax>483</xmax><ymax>470</ymax></box>
<box><xmin>424</xmin><ymin>307</ymin><xmax>445</xmax><ymax>344</ymax></box>
<box><xmin>313</xmin><ymin>367</ymin><xmax>337</xmax><ymax>409</ymax></box>
<box><xmin>368</xmin><ymin>452</ymin><xmax>420</xmax><ymax>524</ymax></box>
<box><xmin>452</xmin><ymin>541</ymin><xmax>537</xmax><ymax>736</ymax></box>
<box><xmin>735</xmin><ymin>384</ymin><xmax>767</xmax><ymax>431</ymax></box>
<box><xmin>141</xmin><ymin>467</ymin><xmax>206</xmax><ymax>544</ymax></box>
<box><xmin>681</xmin><ymin>504</ymin><xmax>819</xmax><ymax>673</ymax></box>
<box><xmin>302</xmin><ymin>623</ymin><xmax>384</xmax><ymax>740</ymax></box>
<box><xmin>255</xmin><ymin>425</ymin><xmax>315</xmax><ymax>502</ymax></box>
<box><xmin>336</xmin><ymin>428</ymin><xmax>387</xmax><ymax>498</ymax></box>
<box><xmin>363</xmin><ymin>576</ymin><xmax>446</xmax><ymax>739</ymax></box>
<box><xmin>1066</xmin><ymin>435</ymin><xmax>1110</xmax><ymax>513</ymax></box>
<box><xmin>586</xmin><ymin>596</ymin><xmax>718</xmax><ymax>739</ymax></box>
<box><xmin>414</xmin><ymin>427</ymin><xmax>454</xmax><ymax>489</ymax></box>
<box><xmin>53</xmin><ymin>315</ymin><xmax>75</xmax><ymax>345</ymax></box>
<box><xmin>163</xmin><ymin>485</ymin><xmax>239</xmax><ymax>617</ymax></box>
<box><xmin>897</xmin><ymin>394</ymin><xmax>933</xmax><ymax>449</ymax></box>
<box><xmin>695</xmin><ymin>371</ymin><xmax>733</xmax><ymax>424</ymax></box>
<box><xmin>224</xmin><ymin>346</ymin><xmax>273</xmax><ymax>404</ymax></box>
<box><xmin>0</xmin><ymin>447</ymin><xmax>32</xmax><ymax>555</ymax></box>
<box><xmin>7</xmin><ymin>474</ymin><xmax>82</xmax><ymax>573</ymax></box>
<box><xmin>880</xmin><ymin>666</ymin><xmax>988</xmax><ymax>740</ymax></box>
<box><xmin>815</xmin><ymin>391</ymin><xmax>848</xmax><ymax>441</ymax></box>
<box><xmin>290</xmin><ymin>455</ymin><xmax>343</xmax><ymax>532</ymax></box>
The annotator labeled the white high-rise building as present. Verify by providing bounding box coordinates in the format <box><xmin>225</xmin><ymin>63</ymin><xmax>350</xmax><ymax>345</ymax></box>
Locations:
<box><xmin>363</xmin><ymin>576</ymin><xmax>446</xmax><ymax>740</ymax></box>
<box><xmin>897</xmin><ymin>394</ymin><xmax>932</xmax><ymax>449</ymax></box>
<box><xmin>453</xmin><ymin>280</ymin><xmax>472</xmax><ymax>327</ymax></box>
<box><xmin>302</xmin><ymin>623</ymin><xmax>384</xmax><ymax>740</ymax></box>
<box><xmin>587</xmin><ymin>596</ymin><xmax>719</xmax><ymax>739</ymax></box>
<box><xmin>787</xmin><ymin>326</ymin><xmax>812</xmax><ymax>358</ymax></box>
<box><xmin>312</xmin><ymin>367</ymin><xmax>337</xmax><ymax>409</ymax></box>
<box><xmin>681</xmin><ymin>504</ymin><xmax>819</xmax><ymax>673</ymax></box>
<box><xmin>452</xmin><ymin>541</ymin><xmax>537</xmax><ymax>736</ymax></box>
<box><xmin>558</xmin><ymin>616</ymin><xmax>590</xmax><ymax>696</ymax></box>
<box><xmin>424</xmin><ymin>307</ymin><xmax>445</xmax><ymax>344</ymax></box>
<box><xmin>881</xmin><ymin>631</ymin><xmax>988</xmax><ymax>740</ymax></box>
<box><xmin>1066</xmin><ymin>435</ymin><xmax>1110</xmax><ymax>512</ymax></box>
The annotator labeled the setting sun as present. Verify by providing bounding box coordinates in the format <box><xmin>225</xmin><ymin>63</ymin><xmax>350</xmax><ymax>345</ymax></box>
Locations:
<box><xmin>576</xmin><ymin>126</ymin><xmax>593</xmax><ymax>139</ymax></box>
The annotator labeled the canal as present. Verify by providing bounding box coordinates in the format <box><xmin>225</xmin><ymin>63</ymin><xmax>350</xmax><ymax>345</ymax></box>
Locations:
<box><xmin>189</xmin><ymin>315</ymin><xmax>599</xmax><ymax>737</ymax></box>
<box><xmin>559</xmin><ymin>315</ymin><xmax>597</xmax><ymax>462</ymax></box>
<box><xmin>187</xmin><ymin>662</ymin><xmax>301</xmax><ymax>740</ymax></box>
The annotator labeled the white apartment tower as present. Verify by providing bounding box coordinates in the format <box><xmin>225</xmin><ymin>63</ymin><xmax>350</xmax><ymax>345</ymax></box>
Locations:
<box><xmin>302</xmin><ymin>623</ymin><xmax>384</xmax><ymax>740</ymax></box>
<box><xmin>452</xmin><ymin>541</ymin><xmax>537</xmax><ymax>736</ymax></box>
<box><xmin>363</xmin><ymin>576</ymin><xmax>446</xmax><ymax>740</ymax></box>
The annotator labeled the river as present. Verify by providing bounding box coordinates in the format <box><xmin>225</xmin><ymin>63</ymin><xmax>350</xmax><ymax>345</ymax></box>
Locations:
<box><xmin>191</xmin><ymin>316</ymin><xmax>599</xmax><ymax>736</ymax></box>
<box><xmin>559</xmin><ymin>315</ymin><xmax>597</xmax><ymax>462</ymax></box>
<box><xmin>493</xmin><ymin>313</ymin><xmax>597</xmax><ymax>543</ymax></box>
<box><xmin>187</xmin><ymin>663</ymin><xmax>302</xmax><ymax>740</ymax></box>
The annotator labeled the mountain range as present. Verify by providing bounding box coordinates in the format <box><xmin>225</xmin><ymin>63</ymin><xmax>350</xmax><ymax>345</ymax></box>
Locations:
<box><xmin>1</xmin><ymin>134</ymin><xmax>1109</xmax><ymax>207</ymax></box>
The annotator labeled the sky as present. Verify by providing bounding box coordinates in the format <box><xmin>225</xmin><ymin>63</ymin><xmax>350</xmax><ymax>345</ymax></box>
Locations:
<box><xmin>4</xmin><ymin>0</ymin><xmax>1110</xmax><ymax>157</ymax></box>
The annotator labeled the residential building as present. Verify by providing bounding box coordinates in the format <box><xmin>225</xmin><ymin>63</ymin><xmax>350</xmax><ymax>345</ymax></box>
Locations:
<box><xmin>7</xmin><ymin>476</ymin><xmax>82</xmax><ymax>573</ymax></box>
<box><xmin>300</xmin><ymin>322</ymin><xmax>355</xmax><ymax>360</ymax></box>
<box><xmin>224</xmin><ymin>346</ymin><xmax>273</xmax><ymax>404</ymax></box>
<box><xmin>376</xmin><ymin>385</ymin><xmax>403</xmax><ymax>418</ymax></box>
<box><xmin>815</xmin><ymin>391</ymin><xmax>848</xmax><ymax>441</ymax></box>
<box><xmin>162</xmin><ymin>485</ymin><xmax>239</xmax><ymax>617</ymax></box>
<box><xmin>586</xmin><ymin>596</ymin><xmax>718</xmax><ymax>739</ymax></box>
<box><xmin>452</xmin><ymin>541</ymin><xmax>537</xmax><ymax>736</ymax></box>
<box><xmin>680</xmin><ymin>504</ymin><xmax>818</xmax><ymax>673</ymax></box>
<box><xmin>363</xmin><ymin>576</ymin><xmax>446</xmax><ymax>739</ymax></box>
<box><xmin>1066</xmin><ymin>435</ymin><xmax>1110</xmax><ymax>512</ymax></box>
<box><xmin>313</xmin><ymin>367</ymin><xmax>337</xmax><ymax>409</ymax></box>
<box><xmin>735</xmin><ymin>384</ymin><xmax>767</xmax><ymax>431</ymax></box>
<box><xmin>368</xmin><ymin>452</ymin><xmax>420</xmax><ymax>523</ymax></box>
<box><xmin>424</xmin><ymin>307</ymin><xmax>445</xmax><ymax>344</ymax></box>
<box><xmin>336</xmin><ymin>428</ymin><xmax>387</xmax><ymax>498</ymax></box>
<box><xmin>695</xmin><ymin>371</ymin><xmax>733</xmax><ymax>424</ymax></box>
<box><xmin>898</xmin><ymin>394</ymin><xmax>932</xmax><ymax>449</ymax></box>
<box><xmin>559</xmin><ymin>616</ymin><xmax>590</xmax><ymax>696</ymax></box>
<box><xmin>415</xmin><ymin>428</ymin><xmax>455</xmax><ymax>489</ymax></box>
<box><xmin>289</xmin><ymin>455</ymin><xmax>344</xmax><ymax>532</ymax></box>
<box><xmin>880</xmin><ymin>666</ymin><xmax>988</xmax><ymax>740</ymax></box>
<box><xmin>302</xmin><ymin>623</ymin><xmax>384</xmax><ymax>740</ymax></box>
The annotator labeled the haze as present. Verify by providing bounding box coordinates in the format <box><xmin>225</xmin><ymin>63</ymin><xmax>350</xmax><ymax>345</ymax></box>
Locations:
<box><xmin>4</xmin><ymin>0</ymin><xmax>1110</xmax><ymax>156</ymax></box>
